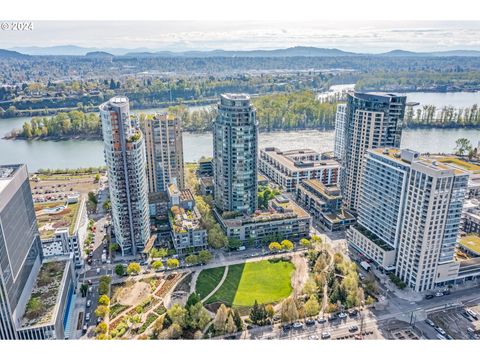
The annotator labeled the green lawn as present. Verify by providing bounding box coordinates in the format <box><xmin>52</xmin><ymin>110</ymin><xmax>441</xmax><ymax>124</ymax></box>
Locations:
<box><xmin>195</xmin><ymin>266</ymin><xmax>226</xmax><ymax>299</ymax></box>
<box><xmin>204</xmin><ymin>260</ymin><xmax>294</xmax><ymax>307</ymax></box>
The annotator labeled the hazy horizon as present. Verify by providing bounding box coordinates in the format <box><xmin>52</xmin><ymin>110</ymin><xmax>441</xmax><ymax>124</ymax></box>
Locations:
<box><xmin>2</xmin><ymin>20</ymin><xmax>480</xmax><ymax>54</ymax></box>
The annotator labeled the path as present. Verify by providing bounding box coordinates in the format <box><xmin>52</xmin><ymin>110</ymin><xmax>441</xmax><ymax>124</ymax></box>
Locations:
<box><xmin>201</xmin><ymin>265</ymin><xmax>229</xmax><ymax>303</ymax></box>
<box><xmin>190</xmin><ymin>270</ymin><xmax>200</xmax><ymax>295</ymax></box>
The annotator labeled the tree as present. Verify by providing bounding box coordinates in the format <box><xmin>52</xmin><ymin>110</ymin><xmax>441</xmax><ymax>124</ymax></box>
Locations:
<box><xmin>303</xmin><ymin>278</ymin><xmax>319</xmax><ymax>297</ymax></box>
<box><xmin>103</xmin><ymin>200</ymin><xmax>111</xmax><ymax>211</ymax></box>
<box><xmin>88</xmin><ymin>191</ymin><xmax>98</xmax><ymax>205</ymax></box>
<box><xmin>95</xmin><ymin>322</ymin><xmax>108</xmax><ymax>334</ymax></box>
<box><xmin>98</xmin><ymin>295</ymin><xmax>110</xmax><ymax>306</ymax></box>
<box><xmin>98</xmin><ymin>276</ymin><xmax>111</xmax><ymax>295</ymax></box>
<box><xmin>94</xmin><ymin>173</ymin><xmax>101</xmax><ymax>183</ymax></box>
<box><xmin>185</xmin><ymin>254</ymin><xmax>199</xmax><ymax>266</ymax></box>
<box><xmin>455</xmin><ymin>138</ymin><xmax>472</xmax><ymax>156</ymax></box>
<box><xmin>114</xmin><ymin>264</ymin><xmax>125</xmax><ymax>276</ymax></box>
<box><xmin>80</xmin><ymin>283</ymin><xmax>88</xmax><ymax>297</ymax></box>
<box><xmin>150</xmin><ymin>247</ymin><xmax>168</xmax><ymax>259</ymax></box>
<box><xmin>228</xmin><ymin>237</ymin><xmax>242</xmax><ymax>250</ymax></box>
<box><xmin>214</xmin><ymin>304</ymin><xmax>228</xmax><ymax>333</ymax></box>
<box><xmin>281</xmin><ymin>298</ymin><xmax>298</xmax><ymax>323</ymax></box>
<box><xmin>208</xmin><ymin>224</ymin><xmax>228</xmax><ymax>248</ymax></box>
<box><xmin>198</xmin><ymin>250</ymin><xmax>213</xmax><ymax>264</ymax></box>
<box><xmin>249</xmin><ymin>300</ymin><xmax>267</xmax><ymax>325</ymax></box>
<box><xmin>167</xmin><ymin>303</ymin><xmax>188</xmax><ymax>328</ymax></box>
<box><xmin>304</xmin><ymin>296</ymin><xmax>320</xmax><ymax>317</ymax></box>
<box><xmin>127</xmin><ymin>262</ymin><xmax>141</xmax><ymax>275</ymax></box>
<box><xmin>152</xmin><ymin>260</ymin><xmax>164</xmax><ymax>271</ymax></box>
<box><xmin>269</xmin><ymin>241</ymin><xmax>282</xmax><ymax>253</ymax></box>
<box><xmin>281</xmin><ymin>239</ymin><xmax>294</xmax><ymax>251</ymax></box>
<box><xmin>226</xmin><ymin>314</ymin><xmax>236</xmax><ymax>334</ymax></box>
<box><xmin>265</xmin><ymin>304</ymin><xmax>275</xmax><ymax>319</ymax></box>
<box><xmin>299</xmin><ymin>238</ymin><xmax>312</xmax><ymax>248</ymax></box>
<box><xmin>187</xmin><ymin>302</ymin><xmax>211</xmax><ymax>331</ymax></box>
<box><xmin>95</xmin><ymin>305</ymin><xmax>109</xmax><ymax>318</ymax></box>
<box><xmin>109</xmin><ymin>243</ymin><xmax>119</xmax><ymax>253</ymax></box>
<box><xmin>186</xmin><ymin>293</ymin><xmax>201</xmax><ymax>308</ymax></box>
<box><xmin>166</xmin><ymin>258</ymin><xmax>179</xmax><ymax>269</ymax></box>
<box><xmin>232</xmin><ymin>309</ymin><xmax>244</xmax><ymax>331</ymax></box>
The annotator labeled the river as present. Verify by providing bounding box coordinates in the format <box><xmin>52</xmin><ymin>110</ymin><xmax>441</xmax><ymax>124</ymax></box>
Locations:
<box><xmin>0</xmin><ymin>92</ymin><xmax>478</xmax><ymax>171</ymax></box>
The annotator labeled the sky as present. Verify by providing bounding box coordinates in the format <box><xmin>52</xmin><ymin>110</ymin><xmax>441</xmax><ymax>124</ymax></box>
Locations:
<box><xmin>2</xmin><ymin>21</ymin><xmax>480</xmax><ymax>53</ymax></box>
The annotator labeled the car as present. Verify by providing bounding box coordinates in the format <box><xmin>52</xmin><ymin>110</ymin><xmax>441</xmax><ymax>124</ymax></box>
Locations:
<box><xmin>87</xmin><ymin>279</ymin><xmax>92</xmax><ymax>285</ymax></box>
<box><xmin>86</xmin><ymin>300</ymin><xmax>92</xmax><ymax>308</ymax></box>
<box><xmin>96</xmin><ymin>268</ymin><xmax>101</xmax><ymax>274</ymax></box>
<box><xmin>348</xmin><ymin>325</ymin><xmax>359</xmax><ymax>332</ymax></box>
<box><xmin>317</xmin><ymin>317</ymin><xmax>327</xmax><ymax>324</ymax></box>
<box><xmin>88</xmin><ymin>286</ymin><xmax>93</xmax><ymax>293</ymax></box>
<box><xmin>321</xmin><ymin>331</ymin><xmax>331</xmax><ymax>339</ymax></box>
<box><xmin>97</xmin><ymin>317</ymin><xmax>103</xmax><ymax>324</ymax></box>
<box><xmin>425</xmin><ymin>319</ymin><xmax>435</xmax><ymax>327</ymax></box>
<box><xmin>466</xmin><ymin>309</ymin><xmax>479</xmax><ymax>320</ymax></box>
<box><xmin>82</xmin><ymin>325</ymin><xmax>88</xmax><ymax>334</ymax></box>
<box><xmin>436</xmin><ymin>334</ymin><xmax>446</xmax><ymax>340</ymax></box>
<box><xmin>305</xmin><ymin>319</ymin><xmax>316</xmax><ymax>326</ymax></box>
<box><xmin>282</xmin><ymin>324</ymin><xmax>292</xmax><ymax>332</ymax></box>
<box><xmin>85</xmin><ymin>313</ymin><xmax>91</xmax><ymax>321</ymax></box>
<box><xmin>328</xmin><ymin>314</ymin><xmax>338</xmax><ymax>322</ymax></box>
<box><xmin>425</xmin><ymin>294</ymin><xmax>434</xmax><ymax>300</ymax></box>
<box><xmin>462</xmin><ymin>312</ymin><xmax>473</xmax><ymax>321</ymax></box>
<box><xmin>292</xmin><ymin>322</ymin><xmax>303</xmax><ymax>329</ymax></box>
<box><xmin>435</xmin><ymin>292</ymin><xmax>444</xmax><ymax>297</ymax></box>
<box><xmin>308</xmin><ymin>335</ymin><xmax>319</xmax><ymax>340</ymax></box>
<box><xmin>467</xmin><ymin>327</ymin><xmax>475</xmax><ymax>334</ymax></box>
<box><xmin>338</xmin><ymin>312</ymin><xmax>348</xmax><ymax>319</ymax></box>
<box><xmin>446</xmin><ymin>334</ymin><xmax>453</xmax><ymax>340</ymax></box>
<box><xmin>435</xmin><ymin>327</ymin><xmax>446</xmax><ymax>336</ymax></box>
<box><xmin>348</xmin><ymin>309</ymin><xmax>359</xmax><ymax>317</ymax></box>
<box><xmin>443</xmin><ymin>289</ymin><xmax>451</xmax><ymax>295</ymax></box>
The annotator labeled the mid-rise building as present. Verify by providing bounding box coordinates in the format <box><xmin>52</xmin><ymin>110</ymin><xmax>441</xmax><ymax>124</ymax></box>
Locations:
<box><xmin>213</xmin><ymin>94</ymin><xmax>258</xmax><ymax>214</ymax></box>
<box><xmin>333</xmin><ymin>103</ymin><xmax>347</xmax><ymax>160</ymax></box>
<box><xmin>259</xmin><ymin>147</ymin><xmax>340</xmax><ymax>192</ymax></box>
<box><xmin>339</xmin><ymin>92</ymin><xmax>406</xmax><ymax>212</ymax></box>
<box><xmin>140</xmin><ymin>113</ymin><xmax>184</xmax><ymax>193</ymax></box>
<box><xmin>0</xmin><ymin>164</ymin><xmax>43</xmax><ymax>340</ymax></box>
<box><xmin>295</xmin><ymin>179</ymin><xmax>355</xmax><ymax>232</ymax></box>
<box><xmin>100</xmin><ymin>97</ymin><xmax>150</xmax><ymax>256</ymax></box>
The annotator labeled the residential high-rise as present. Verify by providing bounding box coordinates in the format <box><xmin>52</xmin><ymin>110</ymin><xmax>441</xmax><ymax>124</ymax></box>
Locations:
<box><xmin>0</xmin><ymin>164</ymin><xmax>43</xmax><ymax>339</ymax></box>
<box><xmin>333</xmin><ymin>103</ymin><xmax>347</xmax><ymax>160</ymax></box>
<box><xmin>348</xmin><ymin>148</ymin><xmax>469</xmax><ymax>291</ymax></box>
<box><xmin>339</xmin><ymin>92</ymin><xmax>406</xmax><ymax>212</ymax></box>
<box><xmin>395</xmin><ymin>158</ymin><xmax>468</xmax><ymax>292</ymax></box>
<box><xmin>100</xmin><ymin>97</ymin><xmax>150</xmax><ymax>256</ymax></box>
<box><xmin>213</xmin><ymin>94</ymin><xmax>258</xmax><ymax>214</ymax></box>
<box><xmin>140</xmin><ymin>113</ymin><xmax>184</xmax><ymax>193</ymax></box>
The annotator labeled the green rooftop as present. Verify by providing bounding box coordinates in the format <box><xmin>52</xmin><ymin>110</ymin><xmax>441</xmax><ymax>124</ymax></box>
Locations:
<box><xmin>459</xmin><ymin>235</ymin><xmax>480</xmax><ymax>256</ymax></box>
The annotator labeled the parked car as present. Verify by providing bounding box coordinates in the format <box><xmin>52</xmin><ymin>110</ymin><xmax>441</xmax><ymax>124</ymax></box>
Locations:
<box><xmin>348</xmin><ymin>309</ymin><xmax>359</xmax><ymax>317</ymax></box>
<box><xmin>435</xmin><ymin>292</ymin><xmax>444</xmax><ymax>297</ymax></box>
<box><xmin>282</xmin><ymin>324</ymin><xmax>292</xmax><ymax>332</ymax></box>
<box><xmin>338</xmin><ymin>312</ymin><xmax>348</xmax><ymax>319</ymax></box>
<box><xmin>82</xmin><ymin>325</ymin><xmax>87</xmax><ymax>334</ymax></box>
<box><xmin>466</xmin><ymin>309</ymin><xmax>479</xmax><ymax>320</ymax></box>
<box><xmin>305</xmin><ymin>319</ymin><xmax>316</xmax><ymax>326</ymax></box>
<box><xmin>86</xmin><ymin>300</ymin><xmax>92</xmax><ymax>308</ymax></box>
<box><xmin>308</xmin><ymin>335</ymin><xmax>319</xmax><ymax>340</ymax></box>
<box><xmin>467</xmin><ymin>327</ymin><xmax>475</xmax><ymax>335</ymax></box>
<box><xmin>293</xmin><ymin>322</ymin><xmax>303</xmax><ymax>329</ymax></box>
<box><xmin>348</xmin><ymin>325</ymin><xmax>359</xmax><ymax>332</ymax></box>
<box><xmin>425</xmin><ymin>319</ymin><xmax>435</xmax><ymax>327</ymax></box>
<box><xmin>321</xmin><ymin>331</ymin><xmax>331</xmax><ymax>339</ymax></box>
<box><xmin>462</xmin><ymin>312</ymin><xmax>473</xmax><ymax>321</ymax></box>
<box><xmin>443</xmin><ymin>289</ymin><xmax>451</xmax><ymax>295</ymax></box>
<box><xmin>425</xmin><ymin>294</ymin><xmax>434</xmax><ymax>300</ymax></box>
<box><xmin>317</xmin><ymin>317</ymin><xmax>327</xmax><ymax>324</ymax></box>
<box><xmin>85</xmin><ymin>313</ymin><xmax>91</xmax><ymax>322</ymax></box>
<box><xmin>435</xmin><ymin>327</ymin><xmax>446</xmax><ymax>336</ymax></box>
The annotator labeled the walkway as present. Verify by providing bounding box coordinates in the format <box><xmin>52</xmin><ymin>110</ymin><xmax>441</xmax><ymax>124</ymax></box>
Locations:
<box><xmin>201</xmin><ymin>265</ymin><xmax>229</xmax><ymax>303</ymax></box>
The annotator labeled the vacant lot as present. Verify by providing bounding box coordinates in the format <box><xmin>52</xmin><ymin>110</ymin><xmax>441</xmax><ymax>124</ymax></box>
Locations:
<box><xmin>201</xmin><ymin>259</ymin><xmax>294</xmax><ymax>307</ymax></box>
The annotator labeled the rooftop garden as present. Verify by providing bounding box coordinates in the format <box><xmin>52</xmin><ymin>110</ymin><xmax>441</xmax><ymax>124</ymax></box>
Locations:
<box><xmin>439</xmin><ymin>157</ymin><xmax>480</xmax><ymax>173</ymax></box>
<box><xmin>353</xmin><ymin>224</ymin><xmax>394</xmax><ymax>251</ymax></box>
<box><xmin>22</xmin><ymin>261</ymin><xmax>66</xmax><ymax>327</ymax></box>
<box><xmin>35</xmin><ymin>201</ymin><xmax>80</xmax><ymax>239</ymax></box>
<box><xmin>169</xmin><ymin>205</ymin><xmax>202</xmax><ymax>233</ymax></box>
<box><xmin>459</xmin><ymin>234</ymin><xmax>480</xmax><ymax>255</ymax></box>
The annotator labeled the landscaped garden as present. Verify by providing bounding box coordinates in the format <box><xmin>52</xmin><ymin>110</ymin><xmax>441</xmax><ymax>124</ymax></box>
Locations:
<box><xmin>196</xmin><ymin>259</ymin><xmax>295</xmax><ymax>307</ymax></box>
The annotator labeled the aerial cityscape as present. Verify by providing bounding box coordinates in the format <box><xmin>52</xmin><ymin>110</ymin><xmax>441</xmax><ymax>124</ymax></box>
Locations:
<box><xmin>1</xmin><ymin>17</ymin><xmax>480</xmax><ymax>345</ymax></box>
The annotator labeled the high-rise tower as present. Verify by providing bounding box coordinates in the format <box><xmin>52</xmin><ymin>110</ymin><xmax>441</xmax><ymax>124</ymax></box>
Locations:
<box><xmin>100</xmin><ymin>97</ymin><xmax>150</xmax><ymax>256</ymax></box>
<box><xmin>213</xmin><ymin>94</ymin><xmax>258</xmax><ymax>214</ymax></box>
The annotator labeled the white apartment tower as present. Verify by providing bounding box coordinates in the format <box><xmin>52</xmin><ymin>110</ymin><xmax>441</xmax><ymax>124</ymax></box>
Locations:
<box><xmin>100</xmin><ymin>97</ymin><xmax>150</xmax><ymax>256</ymax></box>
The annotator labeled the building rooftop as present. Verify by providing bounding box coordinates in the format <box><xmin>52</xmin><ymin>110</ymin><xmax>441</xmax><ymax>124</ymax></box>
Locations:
<box><xmin>437</xmin><ymin>157</ymin><xmax>480</xmax><ymax>174</ymax></box>
<box><xmin>301</xmin><ymin>179</ymin><xmax>341</xmax><ymax>200</ymax></box>
<box><xmin>324</xmin><ymin>209</ymin><xmax>356</xmax><ymax>224</ymax></box>
<box><xmin>262</xmin><ymin>147</ymin><xmax>339</xmax><ymax>172</ymax></box>
<box><xmin>352</xmin><ymin>224</ymin><xmax>394</xmax><ymax>251</ymax></box>
<box><xmin>0</xmin><ymin>164</ymin><xmax>23</xmax><ymax>193</ymax></box>
<box><xmin>21</xmin><ymin>260</ymin><xmax>68</xmax><ymax>328</ymax></box>
<box><xmin>459</xmin><ymin>235</ymin><xmax>480</xmax><ymax>256</ymax></box>
<box><xmin>35</xmin><ymin>200</ymin><xmax>81</xmax><ymax>239</ymax></box>
<box><xmin>221</xmin><ymin>93</ymin><xmax>251</xmax><ymax>101</ymax></box>
<box><xmin>169</xmin><ymin>205</ymin><xmax>204</xmax><ymax>233</ymax></box>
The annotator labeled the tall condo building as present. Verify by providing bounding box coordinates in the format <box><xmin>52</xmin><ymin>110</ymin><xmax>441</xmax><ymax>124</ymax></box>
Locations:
<box><xmin>213</xmin><ymin>94</ymin><xmax>258</xmax><ymax>214</ymax></box>
<box><xmin>348</xmin><ymin>148</ymin><xmax>469</xmax><ymax>291</ymax></box>
<box><xmin>140</xmin><ymin>113</ymin><xmax>184</xmax><ymax>193</ymax></box>
<box><xmin>338</xmin><ymin>92</ymin><xmax>406</xmax><ymax>212</ymax></box>
<box><xmin>333</xmin><ymin>103</ymin><xmax>347</xmax><ymax>160</ymax></box>
<box><xmin>395</xmin><ymin>158</ymin><xmax>468</xmax><ymax>292</ymax></box>
<box><xmin>0</xmin><ymin>165</ymin><xmax>43</xmax><ymax>339</ymax></box>
<box><xmin>100</xmin><ymin>97</ymin><xmax>150</xmax><ymax>256</ymax></box>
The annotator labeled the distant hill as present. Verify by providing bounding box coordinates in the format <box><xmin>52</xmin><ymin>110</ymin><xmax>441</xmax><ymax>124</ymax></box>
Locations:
<box><xmin>0</xmin><ymin>49</ymin><xmax>28</xmax><ymax>58</ymax></box>
<box><xmin>7</xmin><ymin>45</ymin><xmax>480</xmax><ymax>58</ymax></box>
<box><xmin>85</xmin><ymin>51</ymin><xmax>114</xmax><ymax>58</ymax></box>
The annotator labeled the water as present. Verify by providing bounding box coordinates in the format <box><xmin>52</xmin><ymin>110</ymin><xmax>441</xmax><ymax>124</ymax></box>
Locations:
<box><xmin>0</xmin><ymin>94</ymin><xmax>479</xmax><ymax>171</ymax></box>
<box><xmin>399</xmin><ymin>92</ymin><xmax>480</xmax><ymax>108</ymax></box>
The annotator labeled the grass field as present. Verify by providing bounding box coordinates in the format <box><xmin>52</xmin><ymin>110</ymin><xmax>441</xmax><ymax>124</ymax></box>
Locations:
<box><xmin>202</xmin><ymin>259</ymin><xmax>294</xmax><ymax>307</ymax></box>
<box><xmin>195</xmin><ymin>266</ymin><xmax>226</xmax><ymax>299</ymax></box>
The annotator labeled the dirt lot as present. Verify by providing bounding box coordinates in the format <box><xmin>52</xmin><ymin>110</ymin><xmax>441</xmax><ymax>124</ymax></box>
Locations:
<box><xmin>112</xmin><ymin>281</ymin><xmax>151</xmax><ymax>306</ymax></box>
<box><xmin>429</xmin><ymin>307</ymin><xmax>477</xmax><ymax>339</ymax></box>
